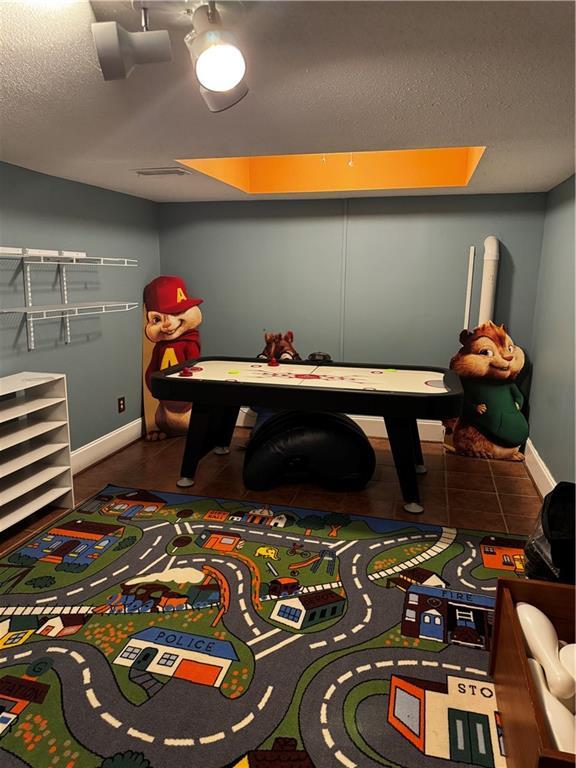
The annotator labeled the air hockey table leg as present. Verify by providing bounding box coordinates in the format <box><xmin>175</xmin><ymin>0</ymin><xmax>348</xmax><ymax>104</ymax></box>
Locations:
<box><xmin>212</xmin><ymin>406</ymin><xmax>241</xmax><ymax>456</ymax></box>
<box><xmin>177</xmin><ymin>403</ymin><xmax>215</xmax><ymax>488</ymax></box>
<box><xmin>384</xmin><ymin>416</ymin><xmax>424</xmax><ymax>514</ymax></box>
<box><xmin>408</xmin><ymin>418</ymin><xmax>427</xmax><ymax>475</ymax></box>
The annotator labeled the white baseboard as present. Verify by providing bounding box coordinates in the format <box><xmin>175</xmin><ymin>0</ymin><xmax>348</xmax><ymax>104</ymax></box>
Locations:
<box><xmin>237</xmin><ymin>408</ymin><xmax>444</xmax><ymax>441</ymax></box>
<box><xmin>71</xmin><ymin>410</ymin><xmax>444</xmax><ymax>477</ymax></box>
<box><xmin>348</xmin><ymin>416</ymin><xmax>444</xmax><ymax>442</ymax></box>
<box><xmin>72</xmin><ymin>410</ymin><xmax>555</xmax><ymax>500</ymax></box>
<box><xmin>524</xmin><ymin>438</ymin><xmax>556</xmax><ymax>497</ymax></box>
<box><xmin>71</xmin><ymin>418</ymin><xmax>143</xmax><ymax>475</ymax></box>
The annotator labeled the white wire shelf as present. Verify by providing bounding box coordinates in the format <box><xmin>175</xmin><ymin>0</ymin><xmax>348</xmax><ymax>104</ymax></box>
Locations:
<box><xmin>0</xmin><ymin>301</ymin><xmax>139</xmax><ymax>319</ymax></box>
<box><xmin>0</xmin><ymin>247</ymin><xmax>137</xmax><ymax>267</ymax></box>
<box><xmin>1</xmin><ymin>244</ymin><xmax>139</xmax><ymax>350</ymax></box>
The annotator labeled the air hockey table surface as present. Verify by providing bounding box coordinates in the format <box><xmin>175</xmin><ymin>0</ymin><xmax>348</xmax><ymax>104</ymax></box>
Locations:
<box><xmin>151</xmin><ymin>357</ymin><xmax>463</xmax><ymax>514</ymax></box>
<box><xmin>165</xmin><ymin>359</ymin><xmax>450</xmax><ymax>394</ymax></box>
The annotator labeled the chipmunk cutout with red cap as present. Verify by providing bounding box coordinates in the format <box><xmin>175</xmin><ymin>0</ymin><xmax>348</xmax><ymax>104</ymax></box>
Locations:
<box><xmin>447</xmin><ymin>321</ymin><xmax>529</xmax><ymax>460</ymax></box>
<box><xmin>144</xmin><ymin>276</ymin><xmax>203</xmax><ymax>440</ymax></box>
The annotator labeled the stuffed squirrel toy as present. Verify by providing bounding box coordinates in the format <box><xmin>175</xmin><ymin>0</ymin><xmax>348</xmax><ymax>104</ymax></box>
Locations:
<box><xmin>258</xmin><ymin>331</ymin><xmax>301</xmax><ymax>361</ymax></box>
<box><xmin>447</xmin><ymin>321</ymin><xmax>529</xmax><ymax>461</ymax></box>
<box><xmin>249</xmin><ymin>331</ymin><xmax>300</xmax><ymax>439</ymax></box>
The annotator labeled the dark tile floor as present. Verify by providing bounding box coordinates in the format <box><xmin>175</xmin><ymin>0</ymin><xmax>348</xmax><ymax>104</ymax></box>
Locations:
<box><xmin>0</xmin><ymin>429</ymin><xmax>542</xmax><ymax>557</ymax></box>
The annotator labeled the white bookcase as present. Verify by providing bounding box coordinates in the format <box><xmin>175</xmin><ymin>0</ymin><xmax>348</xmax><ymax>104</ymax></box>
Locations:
<box><xmin>0</xmin><ymin>372</ymin><xmax>74</xmax><ymax>532</ymax></box>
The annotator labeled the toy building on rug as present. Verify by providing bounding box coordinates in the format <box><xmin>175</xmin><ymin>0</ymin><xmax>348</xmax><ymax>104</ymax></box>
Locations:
<box><xmin>143</xmin><ymin>275</ymin><xmax>203</xmax><ymax>440</ymax></box>
<box><xmin>445</xmin><ymin>321</ymin><xmax>529</xmax><ymax>461</ymax></box>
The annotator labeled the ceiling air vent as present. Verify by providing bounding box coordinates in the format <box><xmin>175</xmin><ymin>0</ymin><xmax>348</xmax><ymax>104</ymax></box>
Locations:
<box><xmin>134</xmin><ymin>167</ymin><xmax>192</xmax><ymax>177</ymax></box>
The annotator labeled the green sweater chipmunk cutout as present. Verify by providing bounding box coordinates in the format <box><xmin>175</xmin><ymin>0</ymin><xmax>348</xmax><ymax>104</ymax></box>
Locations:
<box><xmin>448</xmin><ymin>321</ymin><xmax>529</xmax><ymax>461</ymax></box>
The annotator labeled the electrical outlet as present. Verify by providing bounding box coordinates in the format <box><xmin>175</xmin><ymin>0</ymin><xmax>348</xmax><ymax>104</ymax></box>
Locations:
<box><xmin>117</xmin><ymin>397</ymin><xmax>125</xmax><ymax>414</ymax></box>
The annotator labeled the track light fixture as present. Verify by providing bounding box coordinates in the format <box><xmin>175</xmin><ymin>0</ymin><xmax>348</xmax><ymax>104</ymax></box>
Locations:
<box><xmin>92</xmin><ymin>0</ymin><xmax>247</xmax><ymax>112</ymax></box>
<box><xmin>91</xmin><ymin>3</ymin><xmax>171</xmax><ymax>81</ymax></box>
<box><xmin>185</xmin><ymin>2</ymin><xmax>249</xmax><ymax>112</ymax></box>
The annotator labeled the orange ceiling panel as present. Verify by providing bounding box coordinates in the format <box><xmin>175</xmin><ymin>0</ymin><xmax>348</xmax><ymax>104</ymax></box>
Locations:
<box><xmin>177</xmin><ymin>146</ymin><xmax>486</xmax><ymax>194</ymax></box>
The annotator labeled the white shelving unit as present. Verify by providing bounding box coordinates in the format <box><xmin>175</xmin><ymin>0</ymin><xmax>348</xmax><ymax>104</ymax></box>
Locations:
<box><xmin>0</xmin><ymin>246</ymin><xmax>138</xmax><ymax>350</ymax></box>
<box><xmin>0</xmin><ymin>373</ymin><xmax>74</xmax><ymax>532</ymax></box>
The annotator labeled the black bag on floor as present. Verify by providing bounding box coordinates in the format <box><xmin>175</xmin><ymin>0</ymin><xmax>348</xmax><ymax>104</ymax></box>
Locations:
<box><xmin>243</xmin><ymin>411</ymin><xmax>375</xmax><ymax>491</ymax></box>
<box><xmin>524</xmin><ymin>481</ymin><xmax>575</xmax><ymax>583</ymax></box>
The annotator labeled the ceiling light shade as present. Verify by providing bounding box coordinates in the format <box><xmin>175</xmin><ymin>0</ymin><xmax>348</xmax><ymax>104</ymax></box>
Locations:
<box><xmin>199</xmin><ymin>80</ymin><xmax>249</xmax><ymax>113</ymax></box>
<box><xmin>91</xmin><ymin>21</ymin><xmax>172</xmax><ymax>81</ymax></box>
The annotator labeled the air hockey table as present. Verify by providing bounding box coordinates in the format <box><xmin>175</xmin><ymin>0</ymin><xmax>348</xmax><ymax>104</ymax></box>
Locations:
<box><xmin>151</xmin><ymin>357</ymin><xmax>463</xmax><ymax>514</ymax></box>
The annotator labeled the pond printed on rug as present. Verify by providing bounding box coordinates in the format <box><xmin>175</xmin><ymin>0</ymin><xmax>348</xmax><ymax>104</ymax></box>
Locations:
<box><xmin>0</xmin><ymin>485</ymin><xmax>525</xmax><ymax>768</ymax></box>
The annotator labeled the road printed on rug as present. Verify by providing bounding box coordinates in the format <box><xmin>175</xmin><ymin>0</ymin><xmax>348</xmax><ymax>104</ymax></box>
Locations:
<box><xmin>0</xmin><ymin>486</ymin><xmax>525</xmax><ymax>768</ymax></box>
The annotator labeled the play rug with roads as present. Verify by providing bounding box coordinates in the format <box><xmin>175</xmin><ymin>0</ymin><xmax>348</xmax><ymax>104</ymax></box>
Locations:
<box><xmin>0</xmin><ymin>485</ymin><xmax>525</xmax><ymax>768</ymax></box>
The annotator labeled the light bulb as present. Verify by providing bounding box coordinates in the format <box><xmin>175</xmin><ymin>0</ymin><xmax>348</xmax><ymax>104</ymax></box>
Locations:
<box><xmin>195</xmin><ymin>43</ymin><xmax>246</xmax><ymax>92</ymax></box>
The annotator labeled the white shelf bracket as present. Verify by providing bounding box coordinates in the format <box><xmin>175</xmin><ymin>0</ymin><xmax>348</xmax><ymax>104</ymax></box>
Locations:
<box><xmin>58</xmin><ymin>261</ymin><xmax>71</xmax><ymax>344</ymax></box>
<box><xmin>23</xmin><ymin>260</ymin><xmax>35</xmax><ymax>351</ymax></box>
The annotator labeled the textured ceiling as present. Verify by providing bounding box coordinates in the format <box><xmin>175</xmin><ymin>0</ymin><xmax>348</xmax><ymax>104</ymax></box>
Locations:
<box><xmin>0</xmin><ymin>0</ymin><xmax>574</xmax><ymax>202</ymax></box>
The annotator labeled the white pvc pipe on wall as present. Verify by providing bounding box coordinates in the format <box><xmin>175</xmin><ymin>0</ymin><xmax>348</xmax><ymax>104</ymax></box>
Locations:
<box><xmin>478</xmin><ymin>235</ymin><xmax>499</xmax><ymax>324</ymax></box>
<box><xmin>463</xmin><ymin>245</ymin><xmax>475</xmax><ymax>330</ymax></box>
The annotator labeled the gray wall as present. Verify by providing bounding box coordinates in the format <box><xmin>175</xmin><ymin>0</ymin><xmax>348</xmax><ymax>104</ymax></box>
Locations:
<box><xmin>159</xmin><ymin>201</ymin><xmax>345</xmax><ymax>359</ymax></box>
<box><xmin>159</xmin><ymin>194</ymin><xmax>546</xmax><ymax>366</ymax></box>
<box><xmin>0</xmin><ymin>162</ymin><xmax>160</xmax><ymax>449</ymax></box>
<box><xmin>529</xmin><ymin>176</ymin><xmax>575</xmax><ymax>482</ymax></box>
<box><xmin>3</xmin><ymin>160</ymin><xmax>565</xmax><ymax>473</ymax></box>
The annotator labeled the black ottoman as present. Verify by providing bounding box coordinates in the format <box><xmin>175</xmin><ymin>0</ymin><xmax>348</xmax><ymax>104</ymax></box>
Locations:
<box><xmin>243</xmin><ymin>411</ymin><xmax>375</xmax><ymax>491</ymax></box>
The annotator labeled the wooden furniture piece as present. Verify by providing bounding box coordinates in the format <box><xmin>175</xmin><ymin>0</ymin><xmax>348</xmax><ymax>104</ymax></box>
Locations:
<box><xmin>0</xmin><ymin>372</ymin><xmax>74</xmax><ymax>532</ymax></box>
<box><xmin>490</xmin><ymin>578</ymin><xmax>575</xmax><ymax>768</ymax></box>
<box><xmin>151</xmin><ymin>356</ymin><xmax>463</xmax><ymax>511</ymax></box>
